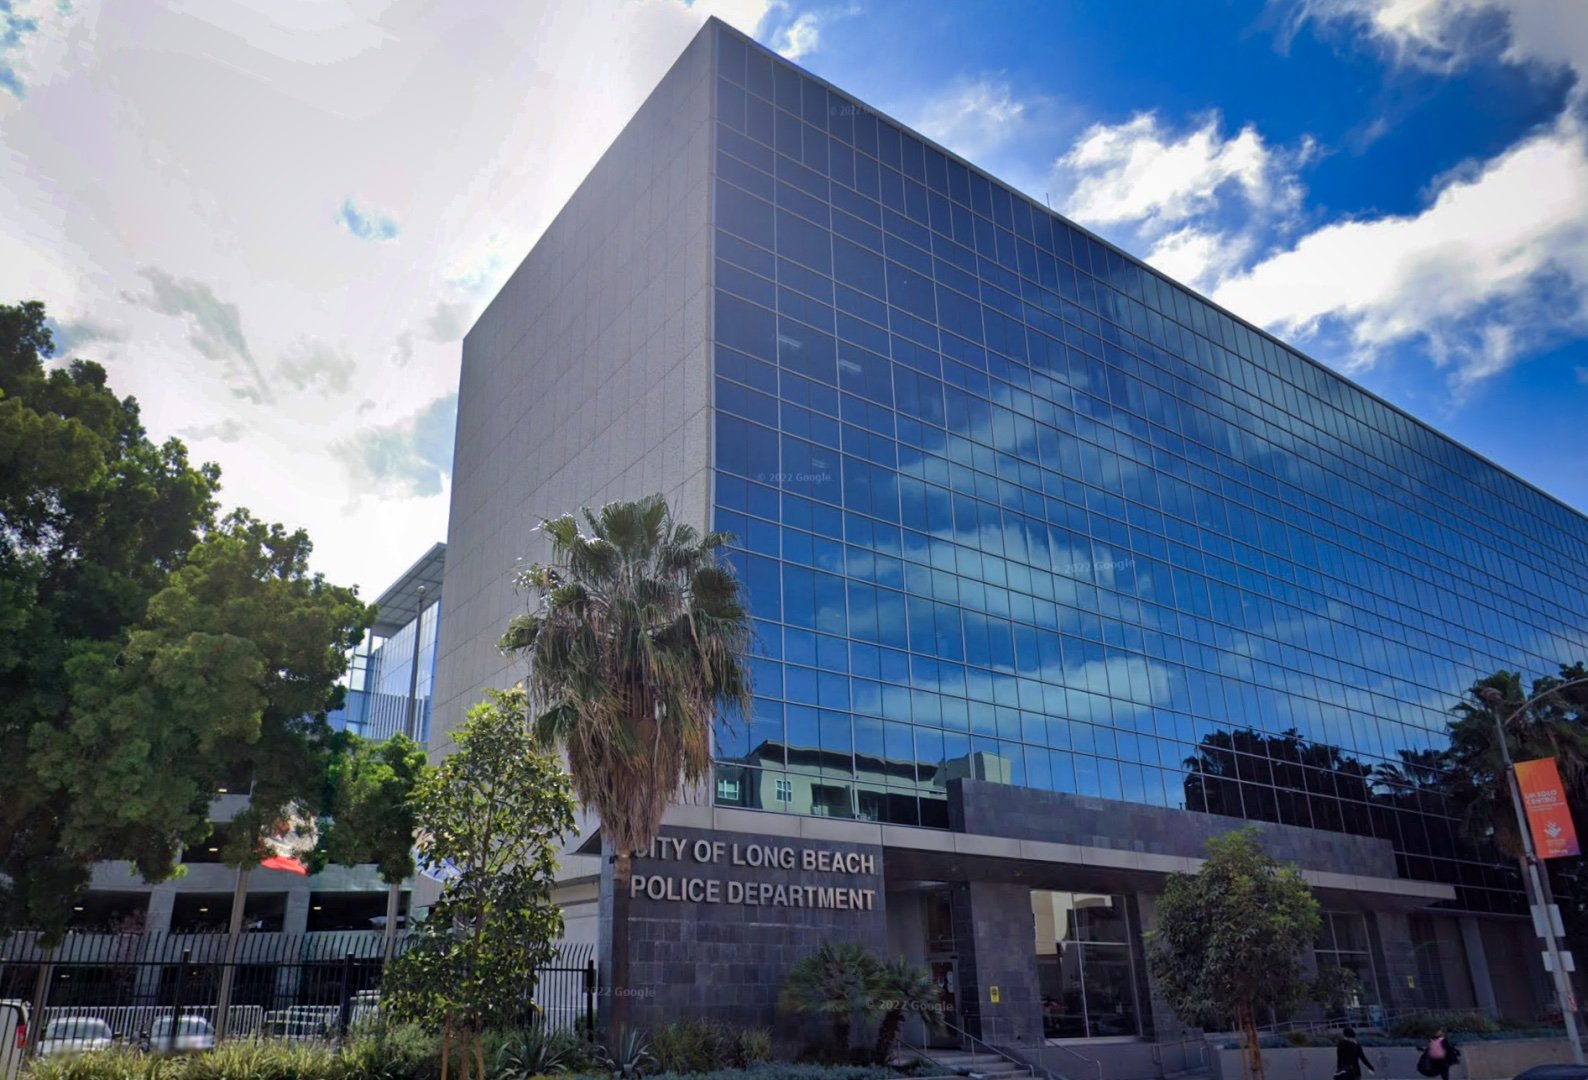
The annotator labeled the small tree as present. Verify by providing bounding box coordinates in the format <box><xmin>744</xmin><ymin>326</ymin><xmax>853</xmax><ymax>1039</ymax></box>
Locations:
<box><xmin>383</xmin><ymin>688</ymin><xmax>576</xmax><ymax>1080</ymax></box>
<box><xmin>317</xmin><ymin>732</ymin><xmax>430</xmax><ymax>959</ymax></box>
<box><xmin>1146</xmin><ymin>827</ymin><xmax>1331</xmax><ymax>1080</ymax></box>
<box><xmin>779</xmin><ymin>942</ymin><xmax>878</xmax><ymax>1061</ymax></box>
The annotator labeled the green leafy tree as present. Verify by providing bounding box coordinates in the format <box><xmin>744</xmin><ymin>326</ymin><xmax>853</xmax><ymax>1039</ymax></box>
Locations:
<box><xmin>498</xmin><ymin>494</ymin><xmax>752</xmax><ymax>1038</ymax></box>
<box><xmin>384</xmin><ymin>687</ymin><xmax>576</xmax><ymax>1080</ymax></box>
<box><xmin>1</xmin><ymin>300</ymin><xmax>219</xmax><ymax>939</ymax></box>
<box><xmin>318</xmin><ymin>732</ymin><xmax>431</xmax><ymax>958</ymax></box>
<box><xmin>1146</xmin><ymin>827</ymin><xmax>1335</xmax><ymax>1080</ymax></box>
<box><xmin>779</xmin><ymin>942</ymin><xmax>878</xmax><ymax>1060</ymax></box>
<box><xmin>48</xmin><ymin>510</ymin><xmax>369</xmax><ymax>1033</ymax></box>
<box><xmin>1</xmin><ymin>301</ymin><xmax>368</xmax><ymax>951</ymax></box>
<box><xmin>869</xmin><ymin>958</ymin><xmax>942</xmax><ymax>1065</ymax></box>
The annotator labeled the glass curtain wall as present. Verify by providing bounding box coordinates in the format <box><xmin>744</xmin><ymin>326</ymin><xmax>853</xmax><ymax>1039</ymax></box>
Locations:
<box><xmin>706</xmin><ymin>25</ymin><xmax>1588</xmax><ymax>916</ymax></box>
<box><xmin>1031</xmin><ymin>891</ymin><xmax>1140</xmax><ymax>1038</ymax></box>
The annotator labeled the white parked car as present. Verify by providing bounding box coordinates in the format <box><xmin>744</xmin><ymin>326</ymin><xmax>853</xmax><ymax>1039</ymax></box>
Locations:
<box><xmin>1</xmin><ymin>1000</ymin><xmax>30</xmax><ymax>1080</ymax></box>
<box><xmin>149</xmin><ymin>1016</ymin><xmax>214</xmax><ymax>1053</ymax></box>
<box><xmin>38</xmin><ymin>1017</ymin><xmax>113</xmax><ymax>1057</ymax></box>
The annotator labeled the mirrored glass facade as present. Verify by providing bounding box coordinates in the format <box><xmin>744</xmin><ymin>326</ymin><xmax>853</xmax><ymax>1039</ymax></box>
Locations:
<box><xmin>706</xmin><ymin>29</ymin><xmax>1588</xmax><ymax>916</ymax></box>
<box><xmin>327</xmin><ymin>598</ymin><xmax>440</xmax><ymax>744</ymax></box>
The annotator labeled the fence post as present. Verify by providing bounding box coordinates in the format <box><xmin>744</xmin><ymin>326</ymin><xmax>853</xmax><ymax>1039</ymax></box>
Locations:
<box><xmin>583</xmin><ymin>959</ymin><xmax>597</xmax><ymax>1042</ymax></box>
<box><xmin>337</xmin><ymin>952</ymin><xmax>356</xmax><ymax>1039</ymax></box>
<box><xmin>170</xmin><ymin>949</ymin><xmax>190</xmax><ymax>1052</ymax></box>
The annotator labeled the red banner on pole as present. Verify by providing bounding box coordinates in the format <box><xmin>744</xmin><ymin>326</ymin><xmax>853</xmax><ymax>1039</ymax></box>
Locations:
<box><xmin>1516</xmin><ymin>758</ymin><xmax>1581</xmax><ymax>860</ymax></box>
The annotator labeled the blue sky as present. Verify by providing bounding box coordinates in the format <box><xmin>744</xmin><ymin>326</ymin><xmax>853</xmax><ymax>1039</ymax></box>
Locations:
<box><xmin>1</xmin><ymin>0</ymin><xmax>1584</xmax><ymax>594</ymax></box>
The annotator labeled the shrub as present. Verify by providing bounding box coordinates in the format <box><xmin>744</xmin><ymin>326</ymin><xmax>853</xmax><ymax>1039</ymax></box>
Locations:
<box><xmin>182</xmin><ymin>1040</ymin><xmax>342</xmax><ymax>1080</ymax></box>
<box><xmin>734</xmin><ymin>1030</ymin><xmax>772</xmax><ymax>1067</ymax></box>
<box><xmin>337</xmin><ymin>1023</ymin><xmax>441</xmax><ymax>1080</ymax></box>
<box><xmin>494</xmin><ymin>1026</ymin><xmax>594</xmax><ymax>1078</ymax></box>
<box><xmin>652</xmin><ymin>1020</ymin><xmax>733</xmax><ymax>1075</ymax></box>
<box><xmin>1389</xmin><ymin>1010</ymin><xmax>1501</xmax><ymax>1039</ymax></box>
<box><xmin>23</xmin><ymin>1049</ymin><xmax>181</xmax><ymax>1080</ymax></box>
<box><xmin>779</xmin><ymin>944</ymin><xmax>877</xmax><ymax>1060</ymax></box>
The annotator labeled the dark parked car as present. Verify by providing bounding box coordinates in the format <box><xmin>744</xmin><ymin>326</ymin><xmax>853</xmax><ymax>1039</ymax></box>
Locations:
<box><xmin>1515</xmin><ymin>1067</ymin><xmax>1588</xmax><ymax>1080</ymax></box>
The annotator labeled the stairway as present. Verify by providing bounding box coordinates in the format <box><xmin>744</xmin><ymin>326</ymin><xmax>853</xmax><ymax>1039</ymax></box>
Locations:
<box><xmin>918</xmin><ymin>1048</ymin><xmax>1035</xmax><ymax>1079</ymax></box>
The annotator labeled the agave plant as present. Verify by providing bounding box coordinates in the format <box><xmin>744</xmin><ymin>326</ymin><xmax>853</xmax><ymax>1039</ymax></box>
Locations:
<box><xmin>495</xmin><ymin>1025</ymin><xmax>583</xmax><ymax>1079</ymax></box>
<box><xmin>596</xmin><ymin>1025</ymin><xmax>655</xmax><ymax>1080</ymax></box>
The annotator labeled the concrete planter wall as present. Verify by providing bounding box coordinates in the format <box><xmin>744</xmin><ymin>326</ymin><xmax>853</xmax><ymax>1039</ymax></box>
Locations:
<box><xmin>1210</xmin><ymin>1038</ymin><xmax>1573</xmax><ymax>1080</ymax></box>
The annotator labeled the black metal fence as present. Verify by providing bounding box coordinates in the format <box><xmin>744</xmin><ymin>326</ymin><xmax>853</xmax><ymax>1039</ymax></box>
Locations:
<box><xmin>0</xmin><ymin>932</ymin><xmax>597</xmax><ymax>1075</ymax></box>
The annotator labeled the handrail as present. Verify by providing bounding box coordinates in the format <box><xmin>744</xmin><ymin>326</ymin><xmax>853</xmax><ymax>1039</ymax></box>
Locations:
<box><xmin>1148</xmin><ymin>1033</ymin><xmax>1209</xmax><ymax>1075</ymax></box>
<box><xmin>909</xmin><ymin>1016</ymin><xmax>1091</xmax><ymax>1080</ymax></box>
<box><xmin>1030</xmin><ymin>1040</ymin><xmax>1105</xmax><ymax>1080</ymax></box>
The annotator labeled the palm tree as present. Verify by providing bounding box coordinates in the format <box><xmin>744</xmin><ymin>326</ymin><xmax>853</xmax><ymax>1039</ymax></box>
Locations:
<box><xmin>779</xmin><ymin>942</ymin><xmax>877</xmax><ymax>1061</ymax></box>
<box><xmin>1448</xmin><ymin>668</ymin><xmax>1588</xmax><ymax>857</ymax></box>
<box><xmin>499</xmin><ymin>494</ymin><xmax>752</xmax><ymax>1038</ymax></box>
<box><xmin>870</xmin><ymin>958</ymin><xmax>942</xmax><ymax>1065</ymax></box>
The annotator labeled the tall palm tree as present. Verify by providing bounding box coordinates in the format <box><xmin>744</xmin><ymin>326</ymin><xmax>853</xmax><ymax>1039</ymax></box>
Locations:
<box><xmin>499</xmin><ymin>494</ymin><xmax>751</xmax><ymax>1038</ymax></box>
<box><xmin>1448</xmin><ymin>668</ymin><xmax>1588</xmax><ymax>858</ymax></box>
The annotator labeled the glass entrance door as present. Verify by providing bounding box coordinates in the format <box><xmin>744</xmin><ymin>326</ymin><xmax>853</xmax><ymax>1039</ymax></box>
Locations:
<box><xmin>927</xmin><ymin>957</ymin><xmax>960</xmax><ymax>1047</ymax></box>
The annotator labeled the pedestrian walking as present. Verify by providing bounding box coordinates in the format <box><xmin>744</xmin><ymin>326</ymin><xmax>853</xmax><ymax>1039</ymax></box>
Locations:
<box><xmin>1335</xmin><ymin>1026</ymin><xmax>1376</xmax><ymax>1080</ymax></box>
<box><xmin>1417</xmin><ymin>1028</ymin><xmax>1459</xmax><ymax>1079</ymax></box>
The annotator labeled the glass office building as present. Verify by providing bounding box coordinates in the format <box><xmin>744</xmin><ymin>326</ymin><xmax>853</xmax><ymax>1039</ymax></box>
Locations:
<box><xmin>704</xmin><ymin>27</ymin><xmax>1588</xmax><ymax>918</ymax></box>
<box><xmin>328</xmin><ymin>543</ymin><xmax>444</xmax><ymax>744</ymax></box>
<box><xmin>439</xmin><ymin>20</ymin><xmax>1588</xmax><ymax>1052</ymax></box>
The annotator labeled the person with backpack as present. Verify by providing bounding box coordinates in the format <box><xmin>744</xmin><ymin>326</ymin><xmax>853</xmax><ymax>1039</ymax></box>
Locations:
<box><xmin>1335</xmin><ymin>1026</ymin><xmax>1375</xmax><ymax>1080</ymax></box>
<box><xmin>1418</xmin><ymin>1028</ymin><xmax>1460</xmax><ymax>1079</ymax></box>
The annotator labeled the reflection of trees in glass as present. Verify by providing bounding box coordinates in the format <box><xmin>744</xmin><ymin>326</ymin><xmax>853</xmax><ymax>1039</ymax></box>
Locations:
<box><xmin>1177</xmin><ymin>664</ymin><xmax>1588</xmax><ymax>920</ymax></box>
<box><xmin>1182</xmin><ymin>727</ymin><xmax>1374</xmax><ymax>830</ymax></box>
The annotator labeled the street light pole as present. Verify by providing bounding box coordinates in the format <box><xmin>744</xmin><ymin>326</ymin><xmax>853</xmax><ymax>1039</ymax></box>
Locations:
<box><xmin>1478</xmin><ymin>679</ymin><xmax>1588</xmax><ymax>1065</ymax></box>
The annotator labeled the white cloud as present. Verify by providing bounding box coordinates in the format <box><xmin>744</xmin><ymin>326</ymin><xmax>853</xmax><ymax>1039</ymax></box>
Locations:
<box><xmin>177</xmin><ymin>418</ymin><xmax>247</xmax><ymax>444</ymax></box>
<box><xmin>1040</xmin><ymin>4</ymin><xmax>1588</xmax><ymax>386</ymax></box>
<box><xmin>332</xmin><ymin>391</ymin><xmax>458</xmax><ymax>503</ymax></box>
<box><xmin>914</xmin><ymin>77</ymin><xmax>1038</xmax><ymax>165</ymax></box>
<box><xmin>0</xmin><ymin>0</ymin><xmax>789</xmax><ymax>596</ymax></box>
<box><xmin>276</xmin><ymin>340</ymin><xmax>357</xmax><ymax>395</ymax></box>
<box><xmin>1204</xmin><ymin>3</ymin><xmax>1588</xmax><ymax>384</ymax></box>
<box><xmin>1049</xmin><ymin>111</ymin><xmax>1313</xmax><ymax>290</ymax></box>
<box><xmin>1294</xmin><ymin>0</ymin><xmax>1588</xmax><ymax>95</ymax></box>
<box><xmin>773</xmin><ymin>11</ymin><xmax>820</xmax><ymax>59</ymax></box>
<box><xmin>1059</xmin><ymin>112</ymin><xmax>1309</xmax><ymax>232</ymax></box>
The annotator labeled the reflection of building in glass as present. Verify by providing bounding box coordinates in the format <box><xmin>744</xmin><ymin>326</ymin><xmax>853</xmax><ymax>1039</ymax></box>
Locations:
<box><xmin>1033</xmin><ymin>892</ymin><xmax>1138</xmax><ymax>1039</ymax></box>
<box><xmin>434</xmin><ymin>17</ymin><xmax>1587</xmax><ymax>1054</ymax></box>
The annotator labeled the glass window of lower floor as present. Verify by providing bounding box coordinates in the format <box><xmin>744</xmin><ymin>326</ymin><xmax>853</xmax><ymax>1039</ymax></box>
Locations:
<box><xmin>1032</xmin><ymin>890</ymin><xmax>1141</xmax><ymax>1039</ymax></box>
<box><xmin>1317</xmin><ymin>911</ymin><xmax>1381</xmax><ymax>1024</ymax></box>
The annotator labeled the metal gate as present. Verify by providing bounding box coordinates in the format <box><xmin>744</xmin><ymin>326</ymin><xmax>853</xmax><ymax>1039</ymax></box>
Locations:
<box><xmin>532</xmin><ymin>943</ymin><xmax>598</xmax><ymax>1039</ymax></box>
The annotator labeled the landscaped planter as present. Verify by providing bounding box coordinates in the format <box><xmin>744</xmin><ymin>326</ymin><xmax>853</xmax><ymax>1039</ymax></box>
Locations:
<box><xmin>1212</xmin><ymin>1045</ymin><xmax>1423</xmax><ymax>1080</ymax></box>
<box><xmin>1209</xmin><ymin>1037</ymin><xmax>1576</xmax><ymax>1080</ymax></box>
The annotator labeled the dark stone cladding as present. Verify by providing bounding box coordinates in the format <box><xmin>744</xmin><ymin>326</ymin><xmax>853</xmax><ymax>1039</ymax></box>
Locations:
<box><xmin>952</xmin><ymin>881</ymin><xmax>1046</xmax><ymax>1045</ymax></box>
<box><xmin>602</xmin><ymin>825</ymin><xmax>887</xmax><ymax>1032</ymax></box>
<box><xmin>949</xmin><ymin>778</ymin><xmax>1398</xmax><ymax>879</ymax></box>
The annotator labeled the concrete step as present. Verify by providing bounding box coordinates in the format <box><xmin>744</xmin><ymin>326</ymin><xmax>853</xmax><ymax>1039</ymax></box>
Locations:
<box><xmin>921</xmin><ymin>1053</ymin><xmax>1031</xmax><ymax>1078</ymax></box>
